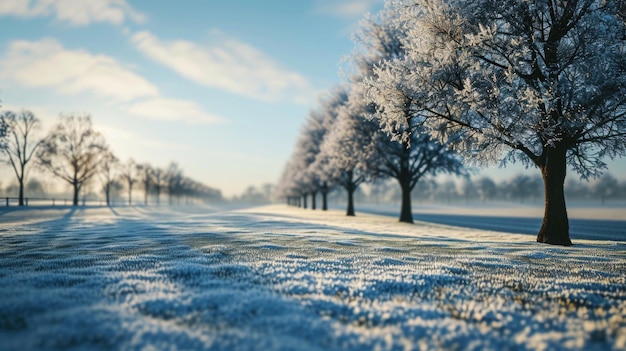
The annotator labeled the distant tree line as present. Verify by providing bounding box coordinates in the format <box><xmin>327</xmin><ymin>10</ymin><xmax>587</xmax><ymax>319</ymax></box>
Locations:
<box><xmin>231</xmin><ymin>184</ymin><xmax>274</xmax><ymax>204</ymax></box>
<box><xmin>326</xmin><ymin>173</ymin><xmax>626</xmax><ymax>206</ymax></box>
<box><xmin>0</xmin><ymin>110</ymin><xmax>221</xmax><ymax>206</ymax></box>
<box><xmin>276</xmin><ymin>1</ymin><xmax>626</xmax><ymax>246</ymax></box>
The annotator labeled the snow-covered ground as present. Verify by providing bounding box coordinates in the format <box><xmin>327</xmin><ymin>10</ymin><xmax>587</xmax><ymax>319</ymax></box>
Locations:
<box><xmin>0</xmin><ymin>205</ymin><xmax>625</xmax><ymax>350</ymax></box>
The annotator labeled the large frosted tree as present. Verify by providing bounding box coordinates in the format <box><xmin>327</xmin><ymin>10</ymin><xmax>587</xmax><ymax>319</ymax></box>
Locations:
<box><xmin>372</xmin><ymin>0</ymin><xmax>626</xmax><ymax>244</ymax></box>
<box><xmin>357</xmin><ymin>3</ymin><xmax>466</xmax><ymax>223</ymax></box>
<box><xmin>0</xmin><ymin>110</ymin><xmax>43</xmax><ymax>206</ymax></box>
<box><xmin>37</xmin><ymin>115</ymin><xmax>108</xmax><ymax>206</ymax></box>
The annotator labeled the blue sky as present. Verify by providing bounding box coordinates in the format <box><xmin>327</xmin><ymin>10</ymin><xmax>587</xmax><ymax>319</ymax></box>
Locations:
<box><xmin>0</xmin><ymin>0</ymin><xmax>383</xmax><ymax>196</ymax></box>
<box><xmin>0</xmin><ymin>0</ymin><xmax>624</xmax><ymax>198</ymax></box>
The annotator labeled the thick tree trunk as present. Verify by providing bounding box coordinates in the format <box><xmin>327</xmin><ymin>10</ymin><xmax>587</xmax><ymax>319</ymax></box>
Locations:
<box><xmin>398</xmin><ymin>155</ymin><xmax>413</xmax><ymax>223</ymax></box>
<box><xmin>106</xmin><ymin>187</ymin><xmax>111</xmax><ymax>206</ymax></box>
<box><xmin>399</xmin><ymin>178</ymin><xmax>413</xmax><ymax>223</ymax></box>
<box><xmin>311</xmin><ymin>190</ymin><xmax>317</xmax><ymax>210</ymax></box>
<box><xmin>18</xmin><ymin>178</ymin><xmax>24</xmax><ymax>206</ymax></box>
<box><xmin>346</xmin><ymin>186</ymin><xmax>355</xmax><ymax>216</ymax></box>
<box><xmin>302</xmin><ymin>194</ymin><xmax>307</xmax><ymax>209</ymax></box>
<box><xmin>537</xmin><ymin>147</ymin><xmax>572</xmax><ymax>246</ymax></box>
<box><xmin>320</xmin><ymin>182</ymin><xmax>329</xmax><ymax>211</ymax></box>
<box><xmin>344</xmin><ymin>170</ymin><xmax>356</xmax><ymax>216</ymax></box>
<box><xmin>73</xmin><ymin>183</ymin><xmax>79</xmax><ymax>206</ymax></box>
<box><xmin>128</xmin><ymin>187</ymin><xmax>132</xmax><ymax>206</ymax></box>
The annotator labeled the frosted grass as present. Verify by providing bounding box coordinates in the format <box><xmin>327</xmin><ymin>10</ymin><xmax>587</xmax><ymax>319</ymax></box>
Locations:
<box><xmin>0</xmin><ymin>205</ymin><xmax>624</xmax><ymax>350</ymax></box>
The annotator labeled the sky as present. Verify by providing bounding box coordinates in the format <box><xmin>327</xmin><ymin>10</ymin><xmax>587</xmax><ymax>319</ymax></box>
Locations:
<box><xmin>0</xmin><ymin>0</ymin><xmax>624</xmax><ymax>198</ymax></box>
<box><xmin>0</xmin><ymin>0</ymin><xmax>383</xmax><ymax>197</ymax></box>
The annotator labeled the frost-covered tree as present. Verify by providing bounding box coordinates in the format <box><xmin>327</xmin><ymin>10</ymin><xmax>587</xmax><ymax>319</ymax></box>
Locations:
<box><xmin>314</xmin><ymin>87</ymin><xmax>380</xmax><ymax>216</ymax></box>
<box><xmin>274</xmin><ymin>159</ymin><xmax>300</xmax><ymax>207</ymax></box>
<box><xmin>0</xmin><ymin>110</ymin><xmax>43</xmax><ymax>206</ymax></box>
<box><xmin>372</xmin><ymin>0</ymin><xmax>626</xmax><ymax>245</ymax></box>
<box><xmin>120</xmin><ymin>158</ymin><xmax>138</xmax><ymax>206</ymax></box>
<box><xmin>165</xmin><ymin>162</ymin><xmax>183</xmax><ymax>205</ymax></box>
<box><xmin>99</xmin><ymin>151</ymin><xmax>119</xmax><ymax>206</ymax></box>
<box><xmin>137</xmin><ymin>163</ymin><xmax>153</xmax><ymax>205</ymax></box>
<box><xmin>359</xmin><ymin>4</ymin><xmax>466</xmax><ymax>223</ymax></box>
<box><xmin>285</xmin><ymin>87</ymin><xmax>347</xmax><ymax>210</ymax></box>
<box><xmin>37</xmin><ymin>115</ymin><xmax>108</xmax><ymax>206</ymax></box>
<box><xmin>152</xmin><ymin>167</ymin><xmax>164</xmax><ymax>205</ymax></box>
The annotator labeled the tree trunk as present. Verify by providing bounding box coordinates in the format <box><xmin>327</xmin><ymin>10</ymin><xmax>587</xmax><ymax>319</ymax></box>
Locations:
<box><xmin>346</xmin><ymin>185</ymin><xmax>355</xmax><ymax>216</ymax></box>
<box><xmin>302</xmin><ymin>194</ymin><xmax>307</xmax><ymax>209</ymax></box>
<box><xmin>311</xmin><ymin>190</ymin><xmax>317</xmax><ymax>210</ymax></box>
<box><xmin>398</xmin><ymin>157</ymin><xmax>413</xmax><ymax>223</ymax></box>
<box><xmin>73</xmin><ymin>183</ymin><xmax>79</xmax><ymax>206</ymax></box>
<box><xmin>128</xmin><ymin>186</ymin><xmax>132</xmax><ymax>206</ymax></box>
<box><xmin>399</xmin><ymin>178</ymin><xmax>413</xmax><ymax>223</ymax></box>
<box><xmin>322</xmin><ymin>190</ymin><xmax>328</xmax><ymax>211</ymax></box>
<box><xmin>18</xmin><ymin>178</ymin><xmax>24</xmax><ymax>206</ymax></box>
<box><xmin>537</xmin><ymin>146</ymin><xmax>572</xmax><ymax>246</ymax></box>
<box><xmin>106</xmin><ymin>186</ymin><xmax>111</xmax><ymax>206</ymax></box>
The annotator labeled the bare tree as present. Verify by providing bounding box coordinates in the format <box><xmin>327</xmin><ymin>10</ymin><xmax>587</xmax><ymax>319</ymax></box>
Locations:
<box><xmin>120</xmin><ymin>158</ymin><xmax>138</xmax><ymax>206</ymax></box>
<box><xmin>0</xmin><ymin>110</ymin><xmax>43</xmax><ymax>206</ymax></box>
<box><xmin>137</xmin><ymin>163</ymin><xmax>153</xmax><ymax>205</ymax></box>
<box><xmin>37</xmin><ymin>115</ymin><xmax>108</xmax><ymax>206</ymax></box>
<box><xmin>99</xmin><ymin>151</ymin><xmax>119</xmax><ymax>206</ymax></box>
<box><xmin>152</xmin><ymin>167</ymin><xmax>164</xmax><ymax>205</ymax></box>
<box><xmin>165</xmin><ymin>162</ymin><xmax>183</xmax><ymax>205</ymax></box>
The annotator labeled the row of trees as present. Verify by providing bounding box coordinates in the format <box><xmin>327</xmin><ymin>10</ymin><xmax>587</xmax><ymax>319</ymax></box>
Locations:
<box><xmin>277</xmin><ymin>0</ymin><xmax>626</xmax><ymax>245</ymax></box>
<box><xmin>0</xmin><ymin>110</ymin><xmax>221</xmax><ymax>206</ymax></box>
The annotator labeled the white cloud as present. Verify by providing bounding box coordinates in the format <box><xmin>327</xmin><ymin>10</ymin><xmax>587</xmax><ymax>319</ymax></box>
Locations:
<box><xmin>127</xmin><ymin>98</ymin><xmax>224</xmax><ymax>125</ymax></box>
<box><xmin>131</xmin><ymin>31</ymin><xmax>316</xmax><ymax>104</ymax></box>
<box><xmin>0</xmin><ymin>0</ymin><xmax>145</xmax><ymax>26</ymax></box>
<box><xmin>314</xmin><ymin>0</ymin><xmax>381</xmax><ymax>19</ymax></box>
<box><xmin>0</xmin><ymin>38</ymin><xmax>227</xmax><ymax>125</ymax></box>
<box><xmin>0</xmin><ymin>38</ymin><xmax>159</xmax><ymax>101</ymax></box>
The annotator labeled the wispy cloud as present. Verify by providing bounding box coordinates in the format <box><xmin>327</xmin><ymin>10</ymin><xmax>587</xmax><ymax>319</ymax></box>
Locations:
<box><xmin>313</xmin><ymin>0</ymin><xmax>381</xmax><ymax>19</ymax></box>
<box><xmin>131</xmin><ymin>31</ymin><xmax>316</xmax><ymax>105</ymax></box>
<box><xmin>0</xmin><ymin>38</ymin><xmax>159</xmax><ymax>101</ymax></box>
<box><xmin>127</xmin><ymin>98</ymin><xmax>225</xmax><ymax>125</ymax></box>
<box><xmin>0</xmin><ymin>0</ymin><xmax>145</xmax><ymax>26</ymax></box>
<box><xmin>0</xmin><ymin>38</ymin><xmax>225</xmax><ymax>125</ymax></box>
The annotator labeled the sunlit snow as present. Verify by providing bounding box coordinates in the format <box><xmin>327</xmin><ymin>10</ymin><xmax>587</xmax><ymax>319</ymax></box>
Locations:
<box><xmin>0</xmin><ymin>205</ymin><xmax>624</xmax><ymax>350</ymax></box>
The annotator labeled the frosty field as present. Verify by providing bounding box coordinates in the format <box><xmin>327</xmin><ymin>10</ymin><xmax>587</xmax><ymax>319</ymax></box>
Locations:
<box><xmin>0</xmin><ymin>205</ymin><xmax>625</xmax><ymax>351</ymax></box>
